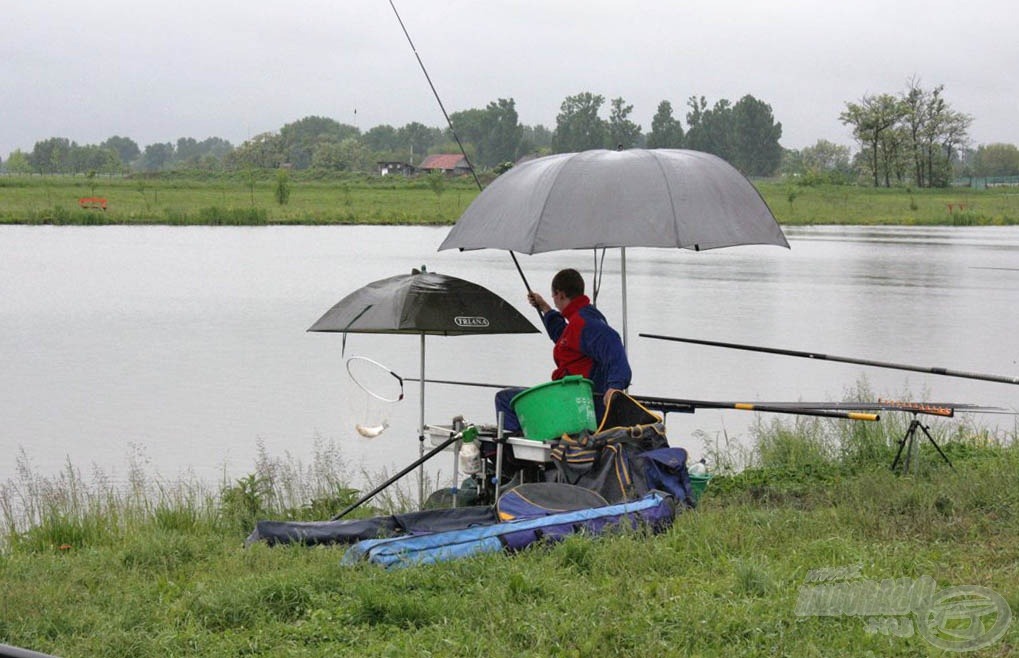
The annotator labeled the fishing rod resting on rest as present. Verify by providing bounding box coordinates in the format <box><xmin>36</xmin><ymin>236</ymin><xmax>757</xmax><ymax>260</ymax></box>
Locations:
<box><xmin>640</xmin><ymin>333</ymin><xmax>1019</xmax><ymax>386</ymax></box>
<box><xmin>404</xmin><ymin>376</ymin><xmax>880</xmax><ymax>422</ymax></box>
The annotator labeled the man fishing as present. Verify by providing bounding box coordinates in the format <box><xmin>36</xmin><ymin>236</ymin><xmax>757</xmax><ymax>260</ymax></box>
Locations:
<box><xmin>495</xmin><ymin>268</ymin><xmax>632</xmax><ymax>434</ymax></box>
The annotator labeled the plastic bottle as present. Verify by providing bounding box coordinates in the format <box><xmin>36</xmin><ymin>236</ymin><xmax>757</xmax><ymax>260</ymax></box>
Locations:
<box><xmin>689</xmin><ymin>458</ymin><xmax>708</xmax><ymax>477</ymax></box>
<box><xmin>459</xmin><ymin>425</ymin><xmax>481</xmax><ymax>474</ymax></box>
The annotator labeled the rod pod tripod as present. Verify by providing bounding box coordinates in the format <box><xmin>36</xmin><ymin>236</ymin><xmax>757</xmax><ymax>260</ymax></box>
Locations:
<box><xmin>891</xmin><ymin>413</ymin><xmax>954</xmax><ymax>474</ymax></box>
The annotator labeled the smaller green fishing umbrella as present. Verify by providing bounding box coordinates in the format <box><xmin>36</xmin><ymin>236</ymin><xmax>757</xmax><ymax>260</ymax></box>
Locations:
<box><xmin>309</xmin><ymin>268</ymin><xmax>539</xmax><ymax>504</ymax></box>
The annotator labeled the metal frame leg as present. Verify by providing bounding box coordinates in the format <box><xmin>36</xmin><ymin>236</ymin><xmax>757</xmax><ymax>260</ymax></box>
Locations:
<box><xmin>494</xmin><ymin>412</ymin><xmax>505</xmax><ymax>501</ymax></box>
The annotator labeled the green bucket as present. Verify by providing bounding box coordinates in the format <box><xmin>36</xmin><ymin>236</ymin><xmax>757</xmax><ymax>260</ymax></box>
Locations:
<box><xmin>689</xmin><ymin>474</ymin><xmax>712</xmax><ymax>503</ymax></box>
<box><xmin>511</xmin><ymin>376</ymin><xmax>597</xmax><ymax>441</ymax></box>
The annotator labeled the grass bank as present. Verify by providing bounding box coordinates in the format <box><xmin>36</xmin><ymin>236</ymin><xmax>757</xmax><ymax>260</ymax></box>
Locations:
<box><xmin>2</xmin><ymin>173</ymin><xmax>1018</xmax><ymax>226</ymax></box>
<box><xmin>2</xmin><ymin>395</ymin><xmax>1016</xmax><ymax>657</ymax></box>
<box><xmin>0</xmin><ymin>173</ymin><xmax>477</xmax><ymax>226</ymax></box>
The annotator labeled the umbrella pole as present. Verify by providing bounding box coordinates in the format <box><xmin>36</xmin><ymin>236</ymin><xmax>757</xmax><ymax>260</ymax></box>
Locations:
<box><xmin>620</xmin><ymin>247</ymin><xmax>629</xmax><ymax>352</ymax></box>
<box><xmin>418</xmin><ymin>333</ymin><xmax>426</xmax><ymax>507</ymax></box>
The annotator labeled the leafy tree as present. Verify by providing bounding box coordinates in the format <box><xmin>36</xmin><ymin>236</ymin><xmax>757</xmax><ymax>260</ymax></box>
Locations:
<box><xmin>900</xmin><ymin>79</ymin><xmax>970</xmax><ymax>187</ymax></box>
<box><xmin>279</xmin><ymin>116</ymin><xmax>359</xmax><ymax>169</ymax></box>
<box><xmin>311</xmin><ymin>138</ymin><xmax>373</xmax><ymax>172</ymax></box>
<box><xmin>70</xmin><ymin>144</ymin><xmax>121</xmax><ymax>175</ymax></box>
<box><xmin>972</xmin><ymin>143</ymin><xmax>1019</xmax><ymax>177</ymax></box>
<box><xmin>800</xmin><ymin>140</ymin><xmax>853</xmax><ymax>176</ymax></box>
<box><xmin>426</xmin><ymin>170</ymin><xmax>446</xmax><ymax>200</ymax></box>
<box><xmin>788</xmin><ymin>139</ymin><xmax>854</xmax><ymax>184</ymax></box>
<box><xmin>685</xmin><ymin>96</ymin><xmax>733</xmax><ymax>161</ymax></box>
<box><xmin>730</xmin><ymin>95</ymin><xmax>783</xmax><ymax>176</ymax></box>
<box><xmin>29</xmin><ymin>137</ymin><xmax>73</xmax><ymax>173</ymax></box>
<box><xmin>520</xmin><ymin>124</ymin><xmax>553</xmax><ymax>156</ymax></box>
<box><xmin>274</xmin><ymin>169</ymin><xmax>291</xmax><ymax>205</ymax></box>
<box><xmin>4</xmin><ymin>149</ymin><xmax>32</xmax><ymax>174</ymax></box>
<box><xmin>137</xmin><ymin>142</ymin><xmax>175</xmax><ymax>172</ymax></box>
<box><xmin>311</xmin><ymin>141</ymin><xmax>347</xmax><ymax>170</ymax></box>
<box><xmin>363</xmin><ymin>124</ymin><xmax>402</xmax><ymax>153</ymax></box>
<box><xmin>553</xmin><ymin>92</ymin><xmax>608</xmax><ymax>152</ymax></box>
<box><xmin>398</xmin><ymin>122</ymin><xmax>441</xmax><ymax>164</ymax></box>
<box><xmin>477</xmin><ymin>98</ymin><xmax>523</xmax><ymax>167</ymax></box>
<box><xmin>607</xmin><ymin>97</ymin><xmax>642</xmax><ymax>149</ymax></box>
<box><xmin>840</xmin><ymin>93</ymin><xmax>904</xmax><ymax>187</ymax></box>
<box><xmin>647</xmin><ymin>100</ymin><xmax>684</xmax><ymax>149</ymax></box>
<box><xmin>176</xmin><ymin>137</ymin><xmax>201</xmax><ymax>163</ymax></box>
<box><xmin>447</xmin><ymin>108</ymin><xmax>487</xmax><ymax>148</ymax></box>
<box><xmin>780</xmin><ymin>148</ymin><xmax>804</xmax><ymax>177</ymax></box>
<box><xmin>101</xmin><ymin>136</ymin><xmax>140</xmax><ymax>166</ymax></box>
<box><xmin>172</xmin><ymin>137</ymin><xmax>232</xmax><ymax>169</ymax></box>
<box><xmin>226</xmin><ymin>132</ymin><xmax>283</xmax><ymax>170</ymax></box>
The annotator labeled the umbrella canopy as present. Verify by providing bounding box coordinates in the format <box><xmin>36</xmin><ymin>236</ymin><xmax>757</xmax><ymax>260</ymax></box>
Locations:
<box><xmin>438</xmin><ymin>148</ymin><xmax>789</xmax><ymax>254</ymax></box>
<box><xmin>308</xmin><ymin>269</ymin><xmax>539</xmax><ymax>336</ymax></box>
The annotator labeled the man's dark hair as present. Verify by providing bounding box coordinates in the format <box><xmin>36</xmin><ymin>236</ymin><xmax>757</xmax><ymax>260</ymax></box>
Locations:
<box><xmin>551</xmin><ymin>268</ymin><xmax>585</xmax><ymax>299</ymax></box>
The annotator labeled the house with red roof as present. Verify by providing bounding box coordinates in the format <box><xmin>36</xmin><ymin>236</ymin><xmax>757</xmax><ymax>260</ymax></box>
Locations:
<box><xmin>418</xmin><ymin>153</ymin><xmax>471</xmax><ymax>175</ymax></box>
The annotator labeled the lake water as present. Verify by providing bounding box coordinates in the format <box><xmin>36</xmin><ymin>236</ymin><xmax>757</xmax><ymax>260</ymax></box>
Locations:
<box><xmin>2</xmin><ymin>224</ymin><xmax>1018</xmax><ymax>488</ymax></box>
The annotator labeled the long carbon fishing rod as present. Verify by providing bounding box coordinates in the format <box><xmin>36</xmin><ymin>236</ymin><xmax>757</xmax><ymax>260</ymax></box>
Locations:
<box><xmin>404</xmin><ymin>377</ymin><xmax>879</xmax><ymax>421</ymax></box>
<box><xmin>641</xmin><ymin>333</ymin><xmax>1019</xmax><ymax>386</ymax></box>
<box><xmin>388</xmin><ymin>0</ymin><xmax>534</xmax><ymax>300</ymax></box>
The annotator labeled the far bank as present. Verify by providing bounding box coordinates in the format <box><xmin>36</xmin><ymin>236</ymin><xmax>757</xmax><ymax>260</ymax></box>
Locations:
<box><xmin>2</xmin><ymin>173</ymin><xmax>1018</xmax><ymax>226</ymax></box>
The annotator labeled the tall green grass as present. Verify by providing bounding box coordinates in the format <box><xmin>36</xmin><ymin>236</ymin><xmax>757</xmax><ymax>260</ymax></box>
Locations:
<box><xmin>1</xmin><ymin>389</ymin><xmax>1016</xmax><ymax>657</ymax></box>
<box><xmin>3</xmin><ymin>174</ymin><xmax>1019</xmax><ymax>226</ymax></box>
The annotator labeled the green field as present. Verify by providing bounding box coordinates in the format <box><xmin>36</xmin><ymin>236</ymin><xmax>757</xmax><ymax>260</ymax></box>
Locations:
<box><xmin>2</xmin><ymin>173</ymin><xmax>1018</xmax><ymax>226</ymax></box>
<box><xmin>2</xmin><ymin>408</ymin><xmax>1016</xmax><ymax>657</ymax></box>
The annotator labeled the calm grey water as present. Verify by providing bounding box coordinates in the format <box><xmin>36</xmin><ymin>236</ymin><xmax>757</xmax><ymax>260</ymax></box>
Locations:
<box><xmin>2</xmin><ymin>225</ymin><xmax>1018</xmax><ymax>486</ymax></box>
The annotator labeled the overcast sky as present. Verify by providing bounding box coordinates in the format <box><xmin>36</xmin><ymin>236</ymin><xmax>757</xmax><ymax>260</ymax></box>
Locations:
<box><xmin>3</xmin><ymin>0</ymin><xmax>1017</xmax><ymax>159</ymax></box>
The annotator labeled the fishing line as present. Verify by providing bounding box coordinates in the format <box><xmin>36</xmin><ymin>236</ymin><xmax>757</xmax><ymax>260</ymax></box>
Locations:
<box><xmin>592</xmin><ymin>248</ymin><xmax>608</xmax><ymax>306</ymax></box>
<box><xmin>387</xmin><ymin>0</ymin><xmax>537</xmax><ymax>303</ymax></box>
<box><xmin>388</xmin><ymin>0</ymin><xmax>481</xmax><ymax>192</ymax></box>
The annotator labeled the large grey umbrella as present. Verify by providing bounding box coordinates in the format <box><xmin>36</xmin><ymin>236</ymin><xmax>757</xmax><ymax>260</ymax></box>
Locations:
<box><xmin>309</xmin><ymin>268</ymin><xmax>538</xmax><ymax>504</ymax></box>
<box><xmin>438</xmin><ymin>148</ymin><xmax>789</xmax><ymax>345</ymax></box>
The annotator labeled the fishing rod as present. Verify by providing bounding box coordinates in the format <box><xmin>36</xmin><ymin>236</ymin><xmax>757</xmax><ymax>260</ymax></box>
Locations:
<box><xmin>404</xmin><ymin>377</ymin><xmax>879</xmax><ymax>421</ymax></box>
<box><xmin>641</xmin><ymin>333</ymin><xmax>1019</xmax><ymax>386</ymax></box>
<box><xmin>402</xmin><ymin>376</ymin><xmax>1007</xmax><ymax>416</ymax></box>
<box><xmin>635</xmin><ymin>395</ymin><xmax>879</xmax><ymax>422</ymax></box>
<box><xmin>387</xmin><ymin>0</ymin><xmax>535</xmax><ymax>302</ymax></box>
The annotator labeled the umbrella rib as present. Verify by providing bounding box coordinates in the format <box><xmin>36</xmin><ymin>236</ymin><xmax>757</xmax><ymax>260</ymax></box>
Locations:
<box><xmin>530</xmin><ymin>155</ymin><xmax>571</xmax><ymax>252</ymax></box>
<box><xmin>649</xmin><ymin>151</ymin><xmax>684</xmax><ymax>249</ymax></box>
<box><xmin>343</xmin><ymin>305</ymin><xmax>374</xmax><ymax>331</ymax></box>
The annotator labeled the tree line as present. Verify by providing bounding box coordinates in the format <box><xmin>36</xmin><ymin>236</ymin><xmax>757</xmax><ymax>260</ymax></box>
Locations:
<box><xmin>4</xmin><ymin>83</ymin><xmax>1017</xmax><ymax>185</ymax></box>
<box><xmin>0</xmin><ymin>92</ymin><xmax>784</xmax><ymax>178</ymax></box>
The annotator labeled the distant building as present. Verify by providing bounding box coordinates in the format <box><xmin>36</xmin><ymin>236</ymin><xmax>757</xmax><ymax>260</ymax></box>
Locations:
<box><xmin>418</xmin><ymin>154</ymin><xmax>471</xmax><ymax>175</ymax></box>
<box><xmin>377</xmin><ymin>161</ymin><xmax>414</xmax><ymax>176</ymax></box>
